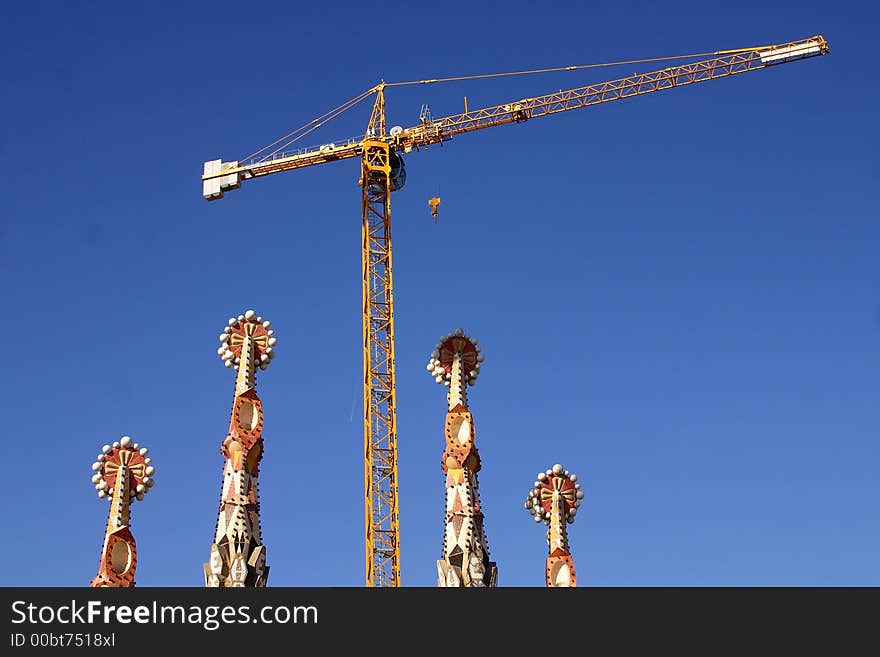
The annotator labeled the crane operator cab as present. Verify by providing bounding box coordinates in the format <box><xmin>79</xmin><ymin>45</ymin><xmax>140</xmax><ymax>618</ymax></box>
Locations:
<box><xmin>390</xmin><ymin>148</ymin><xmax>406</xmax><ymax>192</ymax></box>
<box><xmin>366</xmin><ymin>148</ymin><xmax>406</xmax><ymax>195</ymax></box>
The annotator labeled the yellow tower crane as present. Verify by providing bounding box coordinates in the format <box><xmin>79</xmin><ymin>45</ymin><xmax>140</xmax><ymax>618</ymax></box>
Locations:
<box><xmin>201</xmin><ymin>34</ymin><xmax>829</xmax><ymax>587</ymax></box>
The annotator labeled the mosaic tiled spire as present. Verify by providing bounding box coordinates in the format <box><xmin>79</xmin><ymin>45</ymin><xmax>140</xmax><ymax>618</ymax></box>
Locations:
<box><xmin>204</xmin><ymin>310</ymin><xmax>277</xmax><ymax>587</ymax></box>
<box><xmin>525</xmin><ymin>463</ymin><xmax>584</xmax><ymax>587</ymax></box>
<box><xmin>89</xmin><ymin>435</ymin><xmax>155</xmax><ymax>587</ymax></box>
<box><xmin>426</xmin><ymin>328</ymin><xmax>497</xmax><ymax>587</ymax></box>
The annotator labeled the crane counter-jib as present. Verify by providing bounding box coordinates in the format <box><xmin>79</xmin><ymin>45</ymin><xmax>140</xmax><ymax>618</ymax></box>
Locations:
<box><xmin>202</xmin><ymin>140</ymin><xmax>363</xmax><ymax>200</ymax></box>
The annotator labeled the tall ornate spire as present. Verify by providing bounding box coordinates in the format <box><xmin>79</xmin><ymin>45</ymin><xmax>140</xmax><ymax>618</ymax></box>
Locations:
<box><xmin>524</xmin><ymin>463</ymin><xmax>584</xmax><ymax>587</ymax></box>
<box><xmin>89</xmin><ymin>435</ymin><xmax>155</xmax><ymax>587</ymax></box>
<box><xmin>204</xmin><ymin>309</ymin><xmax>277</xmax><ymax>587</ymax></box>
<box><xmin>426</xmin><ymin>328</ymin><xmax>497</xmax><ymax>587</ymax></box>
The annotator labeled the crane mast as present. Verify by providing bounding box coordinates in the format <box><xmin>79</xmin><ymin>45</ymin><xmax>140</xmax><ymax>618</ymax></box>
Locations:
<box><xmin>200</xmin><ymin>34</ymin><xmax>829</xmax><ymax>587</ymax></box>
<box><xmin>360</xmin><ymin>87</ymin><xmax>401</xmax><ymax>587</ymax></box>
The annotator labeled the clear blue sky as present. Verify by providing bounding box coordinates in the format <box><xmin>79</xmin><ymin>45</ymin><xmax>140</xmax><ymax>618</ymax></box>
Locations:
<box><xmin>1</xmin><ymin>1</ymin><xmax>876</xmax><ymax>587</ymax></box>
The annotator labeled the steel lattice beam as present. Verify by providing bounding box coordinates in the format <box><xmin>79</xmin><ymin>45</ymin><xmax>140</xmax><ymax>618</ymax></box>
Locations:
<box><xmin>361</xmin><ymin>133</ymin><xmax>401</xmax><ymax>587</ymax></box>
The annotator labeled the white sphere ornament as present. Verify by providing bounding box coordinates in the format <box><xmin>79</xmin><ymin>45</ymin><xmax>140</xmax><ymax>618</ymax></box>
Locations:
<box><xmin>569</xmin><ymin>474</ymin><xmax>578</xmax><ymax>483</ymax></box>
<box><xmin>552</xmin><ymin>464</ymin><xmax>563</xmax><ymax>474</ymax></box>
<box><xmin>534</xmin><ymin>515</ymin><xmax>542</xmax><ymax>523</ymax></box>
<box><xmin>91</xmin><ymin>473</ymin><xmax>102</xmax><ymax>484</ymax></box>
<box><xmin>101</xmin><ymin>445</ymin><xmax>111</xmax><ymax>454</ymax></box>
<box><xmin>98</xmin><ymin>490</ymin><xmax>106</xmax><ymax>499</ymax></box>
<box><xmin>120</xmin><ymin>436</ymin><xmax>132</xmax><ymax>448</ymax></box>
<box><xmin>139</xmin><ymin>447</ymin><xmax>148</xmax><ymax>457</ymax></box>
<box><xmin>91</xmin><ymin>462</ymin><xmax>101</xmax><ymax>471</ymax></box>
<box><xmin>112</xmin><ymin>441</ymin><xmax>120</xmax><ymax>448</ymax></box>
<box><xmin>219</xmin><ymin>334</ymin><xmax>228</xmax><ymax>343</ymax></box>
<box><xmin>268</xmin><ymin>337</ymin><xmax>277</xmax><ymax>347</ymax></box>
<box><xmin>245</xmin><ymin>310</ymin><xmax>255</xmax><ymax>320</ymax></box>
<box><xmin>576</xmin><ymin>491</ymin><xmax>585</xmax><ymax>499</ymax></box>
<box><xmin>262</xmin><ymin>320</ymin><xmax>271</xmax><ymax>328</ymax></box>
<box><xmin>136</xmin><ymin>484</ymin><xmax>145</xmax><ymax>494</ymax></box>
<box><xmin>145</xmin><ymin>466</ymin><xmax>155</xmax><ymax>476</ymax></box>
<box><xmin>228</xmin><ymin>318</ymin><xmax>236</xmax><ymax>326</ymax></box>
<box><xmin>237</xmin><ymin>315</ymin><xmax>244</xmax><ymax>321</ymax></box>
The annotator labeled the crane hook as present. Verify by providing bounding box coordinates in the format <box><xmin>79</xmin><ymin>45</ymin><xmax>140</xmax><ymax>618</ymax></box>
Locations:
<box><xmin>428</xmin><ymin>196</ymin><xmax>441</xmax><ymax>223</ymax></box>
